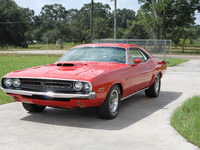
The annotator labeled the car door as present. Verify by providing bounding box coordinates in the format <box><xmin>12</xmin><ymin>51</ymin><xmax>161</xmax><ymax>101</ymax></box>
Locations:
<box><xmin>137</xmin><ymin>48</ymin><xmax>153</xmax><ymax>87</ymax></box>
<box><xmin>128</xmin><ymin>47</ymin><xmax>151</xmax><ymax>94</ymax></box>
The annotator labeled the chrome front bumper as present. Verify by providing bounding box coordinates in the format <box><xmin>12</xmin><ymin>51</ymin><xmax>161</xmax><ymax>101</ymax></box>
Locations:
<box><xmin>0</xmin><ymin>86</ymin><xmax>96</xmax><ymax>99</ymax></box>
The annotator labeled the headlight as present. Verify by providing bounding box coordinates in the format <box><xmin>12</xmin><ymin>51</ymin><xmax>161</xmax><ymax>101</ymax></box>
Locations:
<box><xmin>4</xmin><ymin>78</ymin><xmax>12</xmax><ymax>87</ymax></box>
<box><xmin>74</xmin><ymin>81</ymin><xmax>83</xmax><ymax>91</ymax></box>
<box><xmin>13</xmin><ymin>78</ymin><xmax>20</xmax><ymax>87</ymax></box>
<box><xmin>83</xmin><ymin>82</ymin><xmax>92</xmax><ymax>92</ymax></box>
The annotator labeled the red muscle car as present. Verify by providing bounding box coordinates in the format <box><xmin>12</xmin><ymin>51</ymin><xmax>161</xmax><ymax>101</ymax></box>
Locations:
<box><xmin>1</xmin><ymin>43</ymin><xmax>167</xmax><ymax>119</ymax></box>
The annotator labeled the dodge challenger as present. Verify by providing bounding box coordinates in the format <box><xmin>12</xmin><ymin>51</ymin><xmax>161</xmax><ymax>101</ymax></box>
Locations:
<box><xmin>1</xmin><ymin>43</ymin><xmax>167</xmax><ymax>119</ymax></box>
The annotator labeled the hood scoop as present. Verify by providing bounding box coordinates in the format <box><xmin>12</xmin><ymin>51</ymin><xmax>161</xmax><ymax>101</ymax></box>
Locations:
<box><xmin>57</xmin><ymin>63</ymin><xmax>75</xmax><ymax>67</ymax></box>
<box><xmin>56</xmin><ymin>63</ymin><xmax>88</xmax><ymax>67</ymax></box>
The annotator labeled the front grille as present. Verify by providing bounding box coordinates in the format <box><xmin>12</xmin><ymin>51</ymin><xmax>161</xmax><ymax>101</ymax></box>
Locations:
<box><xmin>20</xmin><ymin>79</ymin><xmax>73</xmax><ymax>88</ymax></box>
<box><xmin>19</xmin><ymin>78</ymin><xmax>76</xmax><ymax>93</ymax></box>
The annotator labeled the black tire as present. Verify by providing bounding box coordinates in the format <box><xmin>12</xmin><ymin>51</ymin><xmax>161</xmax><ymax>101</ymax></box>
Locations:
<box><xmin>97</xmin><ymin>85</ymin><xmax>121</xmax><ymax>119</ymax></box>
<box><xmin>22</xmin><ymin>102</ymin><xmax>46</xmax><ymax>112</ymax></box>
<box><xmin>145</xmin><ymin>74</ymin><xmax>161</xmax><ymax>98</ymax></box>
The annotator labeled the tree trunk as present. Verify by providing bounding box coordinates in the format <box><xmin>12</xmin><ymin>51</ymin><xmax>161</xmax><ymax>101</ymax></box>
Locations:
<box><xmin>182</xmin><ymin>39</ymin><xmax>186</xmax><ymax>53</ymax></box>
<box><xmin>151</xmin><ymin>0</ymin><xmax>158</xmax><ymax>18</ymax></box>
<box><xmin>152</xmin><ymin>30</ymin><xmax>158</xmax><ymax>53</ymax></box>
<box><xmin>157</xmin><ymin>28</ymin><xmax>163</xmax><ymax>52</ymax></box>
<box><xmin>61</xmin><ymin>39</ymin><xmax>63</xmax><ymax>49</ymax></box>
<box><xmin>160</xmin><ymin>28</ymin><xmax>163</xmax><ymax>39</ymax></box>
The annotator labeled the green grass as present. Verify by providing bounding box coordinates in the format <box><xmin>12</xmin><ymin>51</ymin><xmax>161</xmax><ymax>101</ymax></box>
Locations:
<box><xmin>0</xmin><ymin>54</ymin><xmax>61</xmax><ymax>105</ymax></box>
<box><xmin>166</xmin><ymin>58</ymin><xmax>189</xmax><ymax>67</ymax></box>
<box><xmin>171</xmin><ymin>96</ymin><xmax>200</xmax><ymax>147</ymax></box>
<box><xmin>0</xmin><ymin>42</ymin><xmax>81</xmax><ymax>51</ymax></box>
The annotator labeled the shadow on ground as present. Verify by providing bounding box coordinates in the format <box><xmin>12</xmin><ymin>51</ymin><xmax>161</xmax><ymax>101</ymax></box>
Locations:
<box><xmin>21</xmin><ymin>91</ymin><xmax>182</xmax><ymax>130</ymax></box>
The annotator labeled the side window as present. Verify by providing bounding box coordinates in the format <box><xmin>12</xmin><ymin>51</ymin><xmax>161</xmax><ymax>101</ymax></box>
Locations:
<box><xmin>129</xmin><ymin>48</ymin><xmax>148</xmax><ymax>65</ymax></box>
<box><xmin>139</xmin><ymin>49</ymin><xmax>150</xmax><ymax>61</ymax></box>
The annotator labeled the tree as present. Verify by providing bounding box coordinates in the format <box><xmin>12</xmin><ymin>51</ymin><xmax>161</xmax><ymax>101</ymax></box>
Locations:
<box><xmin>0</xmin><ymin>0</ymin><xmax>34</xmax><ymax>47</ymax></box>
<box><xmin>40</xmin><ymin>4</ymin><xmax>68</xmax><ymax>21</ymax></box>
<box><xmin>108</xmin><ymin>8</ymin><xmax>136</xmax><ymax>38</ymax></box>
<box><xmin>41</xmin><ymin>22</ymin><xmax>70</xmax><ymax>44</ymax></box>
<box><xmin>193</xmin><ymin>25</ymin><xmax>200</xmax><ymax>35</ymax></box>
<box><xmin>93</xmin><ymin>18</ymin><xmax>111</xmax><ymax>39</ymax></box>
<box><xmin>66</xmin><ymin>9</ymin><xmax>79</xmax><ymax>23</ymax></box>
<box><xmin>78</xmin><ymin>2</ymin><xmax>111</xmax><ymax>30</ymax></box>
<box><xmin>123</xmin><ymin>21</ymin><xmax>150</xmax><ymax>39</ymax></box>
<box><xmin>110</xmin><ymin>0</ymin><xmax>117</xmax><ymax>39</ymax></box>
<box><xmin>31</xmin><ymin>15</ymin><xmax>43</xmax><ymax>42</ymax></box>
<box><xmin>29</xmin><ymin>2</ymin><xmax>137</xmax><ymax>44</ymax></box>
<box><xmin>33</xmin><ymin>4</ymin><xmax>69</xmax><ymax>43</ymax></box>
<box><xmin>39</xmin><ymin>4</ymin><xmax>68</xmax><ymax>31</ymax></box>
<box><xmin>69</xmin><ymin>20</ymin><xmax>86</xmax><ymax>43</ymax></box>
<box><xmin>172</xmin><ymin>27</ymin><xmax>197</xmax><ymax>53</ymax></box>
<box><xmin>116</xmin><ymin>8</ymin><xmax>136</xmax><ymax>29</ymax></box>
<box><xmin>23</xmin><ymin>8</ymin><xmax>36</xmax><ymax>43</ymax></box>
<box><xmin>69</xmin><ymin>2</ymin><xmax>112</xmax><ymax>42</ymax></box>
<box><xmin>138</xmin><ymin>0</ymin><xmax>200</xmax><ymax>40</ymax></box>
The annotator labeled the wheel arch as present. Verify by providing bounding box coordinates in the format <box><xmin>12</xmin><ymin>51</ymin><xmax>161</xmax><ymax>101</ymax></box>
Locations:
<box><xmin>115</xmin><ymin>83</ymin><xmax>123</xmax><ymax>98</ymax></box>
<box><xmin>107</xmin><ymin>82</ymin><xmax>123</xmax><ymax>98</ymax></box>
<box><xmin>158</xmin><ymin>71</ymin><xmax>162</xmax><ymax>78</ymax></box>
<box><xmin>149</xmin><ymin>71</ymin><xmax>162</xmax><ymax>87</ymax></box>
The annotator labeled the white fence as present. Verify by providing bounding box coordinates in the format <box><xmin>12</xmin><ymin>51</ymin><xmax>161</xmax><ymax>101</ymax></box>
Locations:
<box><xmin>93</xmin><ymin>39</ymin><xmax>172</xmax><ymax>63</ymax></box>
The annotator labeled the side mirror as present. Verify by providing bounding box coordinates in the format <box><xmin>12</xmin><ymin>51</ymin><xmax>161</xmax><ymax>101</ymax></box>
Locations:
<box><xmin>134</xmin><ymin>59</ymin><xmax>142</xmax><ymax>64</ymax></box>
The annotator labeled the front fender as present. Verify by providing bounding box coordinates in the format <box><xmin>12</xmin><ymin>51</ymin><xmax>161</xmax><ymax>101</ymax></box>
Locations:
<box><xmin>92</xmin><ymin>69</ymin><xmax>128</xmax><ymax>105</ymax></box>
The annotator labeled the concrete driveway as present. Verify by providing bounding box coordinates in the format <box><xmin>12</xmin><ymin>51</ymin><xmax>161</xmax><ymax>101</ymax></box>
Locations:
<box><xmin>0</xmin><ymin>60</ymin><xmax>200</xmax><ymax>150</ymax></box>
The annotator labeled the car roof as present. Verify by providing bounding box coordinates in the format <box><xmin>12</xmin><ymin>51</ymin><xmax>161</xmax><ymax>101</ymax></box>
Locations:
<box><xmin>74</xmin><ymin>43</ymin><xmax>138</xmax><ymax>49</ymax></box>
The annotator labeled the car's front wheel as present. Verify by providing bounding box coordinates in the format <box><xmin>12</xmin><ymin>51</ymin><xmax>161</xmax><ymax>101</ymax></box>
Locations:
<box><xmin>97</xmin><ymin>85</ymin><xmax>121</xmax><ymax>119</ymax></box>
<box><xmin>22</xmin><ymin>102</ymin><xmax>46</xmax><ymax>112</ymax></box>
<box><xmin>145</xmin><ymin>74</ymin><xmax>161</xmax><ymax>98</ymax></box>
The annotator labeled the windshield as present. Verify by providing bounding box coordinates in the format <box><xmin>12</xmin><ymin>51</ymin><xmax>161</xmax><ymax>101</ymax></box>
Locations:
<box><xmin>59</xmin><ymin>47</ymin><xmax>127</xmax><ymax>64</ymax></box>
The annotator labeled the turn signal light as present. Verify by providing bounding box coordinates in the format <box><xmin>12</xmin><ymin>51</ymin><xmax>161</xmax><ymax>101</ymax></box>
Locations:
<box><xmin>13</xmin><ymin>96</ymin><xmax>20</xmax><ymax>101</ymax></box>
<box><xmin>77</xmin><ymin>101</ymin><xmax>85</xmax><ymax>108</ymax></box>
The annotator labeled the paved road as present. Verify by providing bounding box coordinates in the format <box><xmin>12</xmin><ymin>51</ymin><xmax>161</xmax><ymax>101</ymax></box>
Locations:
<box><xmin>0</xmin><ymin>60</ymin><xmax>200</xmax><ymax>150</ymax></box>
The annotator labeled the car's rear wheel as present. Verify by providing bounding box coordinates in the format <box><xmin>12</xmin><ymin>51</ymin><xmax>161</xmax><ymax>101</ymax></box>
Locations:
<box><xmin>97</xmin><ymin>85</ymin><xmax>121</xmax><ymax>119</ymax></box>
<box><xmin>145</xmin><ymin>74</ymin><xmax>161</xmax><ymax>98</ymax></box>
<box><xmin>22</xmin><ymin>102</ymin><xmax>46</xmax><ymax>112</ymax></box>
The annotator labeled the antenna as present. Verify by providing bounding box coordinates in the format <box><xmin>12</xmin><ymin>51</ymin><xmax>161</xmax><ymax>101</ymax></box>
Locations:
<box><xmin>46</xmin><ymin>37</ymin><xmax>48</xmax><ymax>65</ymax></box>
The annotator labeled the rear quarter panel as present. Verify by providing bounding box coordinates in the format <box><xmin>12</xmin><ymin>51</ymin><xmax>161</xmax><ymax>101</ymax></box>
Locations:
<box><xmin>148</xmin><ymin>57</ymin><xmax>167</xmax><ymax>86</ymax></box>
<box><xmin>137</xmin><ymin>47</ymin><xmax>167</xmax><ymax>87</ymax></box>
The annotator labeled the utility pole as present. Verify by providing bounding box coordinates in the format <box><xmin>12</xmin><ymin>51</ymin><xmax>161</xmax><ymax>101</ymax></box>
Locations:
<box><xmin>90</xmin><ymin>0</ymin><xmax>94</xmax><ymax>43</ymax></box>
<box><xmin>114</xmin><ymin>0</ymin><xmax>117</xmax><ymax>39</ymax></box>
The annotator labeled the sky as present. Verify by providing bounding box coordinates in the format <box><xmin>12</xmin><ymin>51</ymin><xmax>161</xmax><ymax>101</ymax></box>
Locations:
<box><xmin>14</xmin><ymin>0</ymin><xmax>141</xmax><ymax>14</ymax></box>
<box><xmin>14</xmin><ymin>0</ymin><xmax>200</xmax><ymax>25</ymax></box>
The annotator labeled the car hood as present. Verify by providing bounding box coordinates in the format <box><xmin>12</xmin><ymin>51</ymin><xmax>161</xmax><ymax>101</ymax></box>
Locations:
<box><xmin>4</xmin><ymin>61</ymin><xmax>128</xmax><ymax>81</ymax></box>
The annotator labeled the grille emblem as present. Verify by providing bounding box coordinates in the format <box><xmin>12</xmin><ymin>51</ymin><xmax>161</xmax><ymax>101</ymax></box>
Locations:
<box><xmin>41</xmin><ymin>82</ymin><xmax>45</xmax><ymax>87</ymax></box>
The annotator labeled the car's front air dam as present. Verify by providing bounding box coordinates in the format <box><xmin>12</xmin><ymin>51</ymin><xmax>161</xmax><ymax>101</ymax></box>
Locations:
<box><xmin>7</xmin><ymin>94</ymin><xmax>103</xmax><ymax>109</ymax></box>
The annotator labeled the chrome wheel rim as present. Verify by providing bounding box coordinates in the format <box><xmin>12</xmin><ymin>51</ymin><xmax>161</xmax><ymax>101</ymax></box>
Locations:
<box><xmin>109</xmin><ymin>89</ymin><xmax>119</xmax><ymax>114</ymax></box>
<box><xmin>155</xmin><ymin>76</ymin><xmax>160</xmax><ymax>93</ymax></box>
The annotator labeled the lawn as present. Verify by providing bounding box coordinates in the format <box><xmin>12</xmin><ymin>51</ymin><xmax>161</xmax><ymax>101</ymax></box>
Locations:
<box><xmin>0</xmin><ymin>54</ymin><xmax>189</xmax><ymax>105</ymax></box>
<box><xmin>0</xmin><ymin>54</ymin><xmax>61</xmax><ymax>105</ymax></box>
<box><xmin>0</xmin><ymin>42</ymin><xmax>80</xmax><ymax>51</ymax></box>
<box><xmin>166</xmin><ymin>58</ymin><xmax>189</xmax><ymax>67</ymax></box>
<box><xmin>171</xmin><ymin>96</ymin><xmax>200</xmax><ymax>147</ymax></box>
